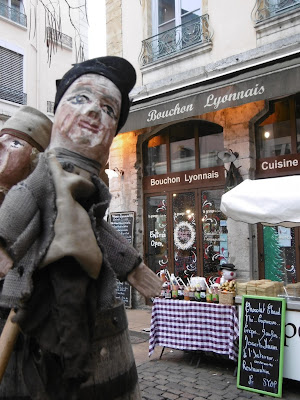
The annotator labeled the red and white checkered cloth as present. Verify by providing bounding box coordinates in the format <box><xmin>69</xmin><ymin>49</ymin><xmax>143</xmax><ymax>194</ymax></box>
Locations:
<box><xmin>149</xmin><ymin>298</ymin><xmax>239</xmax><ymax>361</ymax></box>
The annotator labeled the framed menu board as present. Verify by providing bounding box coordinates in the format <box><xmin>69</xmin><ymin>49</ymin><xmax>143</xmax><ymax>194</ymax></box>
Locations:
<box><xmin>109</xmin><ymin>212</ymin><xmax>135</xmax><ymax>245</ymax></box>
<box><xmin>109</xmin><ymin>212</ymin><xmax>135</xmax><ymax>308</ymax></box>
<box><xmin>237</xmin><ymin>296</ymin><xmax>286</xmax><ymax>397</ymax></box>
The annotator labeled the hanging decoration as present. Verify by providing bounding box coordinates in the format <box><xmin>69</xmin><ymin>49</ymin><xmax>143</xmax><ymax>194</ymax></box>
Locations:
<box><xmin>174</xmin><ymin>221</ymin><xmax>196</xmax><ymax>251</ymax></box>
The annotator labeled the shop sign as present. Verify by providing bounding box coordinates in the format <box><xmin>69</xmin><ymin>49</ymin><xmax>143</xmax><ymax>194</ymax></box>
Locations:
<box><xmin>144</xmin><ymin>165</ymin><xmax>225</xmax><ymax>191</ymax></box>
<box><xmin>283</xmin><ymin>310</ymin><xmax>300</xmax><ymax>381</ymax></box>
<box><xmin>121</xmin><ymin>58</ymin><xmax>300</xmax><ymax>133</ymax></box>
<box><xmin>256</xmin><ymin>154</ymin><xmax>300</xmax><ymax>178</ymax></box>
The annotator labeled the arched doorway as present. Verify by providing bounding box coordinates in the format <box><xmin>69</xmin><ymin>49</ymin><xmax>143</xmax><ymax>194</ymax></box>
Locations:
<box><xmin>143</xmin><ymin>119</ymin><xmax>228</xmax><ymax>282</ymax></box>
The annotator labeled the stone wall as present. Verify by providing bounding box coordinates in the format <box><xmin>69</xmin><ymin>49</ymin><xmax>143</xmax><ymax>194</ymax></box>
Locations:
<box><xmin>106</xmin><ymin>0</ymin><xmax>122</xmax><ymax>56</ymax></box>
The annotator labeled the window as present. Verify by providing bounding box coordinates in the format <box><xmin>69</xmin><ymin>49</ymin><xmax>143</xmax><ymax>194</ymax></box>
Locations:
<box><xmin>0</xmin><ymin>46</ymin><xmax>25</xmax><ymax>104</ymax></box>
<box><xmin>256</xmin><ymin>94</ymin><xmax>300</xmax><ymax>159</ymax></box>
<box><xmin>143</xmin><ymin>120</ymin><xmax>224</xmax><ymax>176</ymax></box>
<box><xmin>153</xmin><ymin>0</ymin><xmax>201</xmax><ymax>35</ymax></box>
<box><xmin>0</xmin><ymin>0</ymin><xmax>26</xmax><ymax>26</ymax></box>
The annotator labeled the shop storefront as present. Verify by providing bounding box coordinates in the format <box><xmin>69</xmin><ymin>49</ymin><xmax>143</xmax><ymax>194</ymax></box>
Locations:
<box><xmin>115</xmin><ymin>54</ymin><xmax>300</xmax><ymax>285</ymax></box>
<box><xmin>254</xmin><ymin>94</ymin><xmax>300</xmax><ymax>283</ymax></box>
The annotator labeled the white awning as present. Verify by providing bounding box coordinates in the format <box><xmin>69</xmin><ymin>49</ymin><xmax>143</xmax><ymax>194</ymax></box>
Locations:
<box><xmin>220</xmin><ymin>176</ymin><xmax>300</xmax><ymax>227</ymax></box>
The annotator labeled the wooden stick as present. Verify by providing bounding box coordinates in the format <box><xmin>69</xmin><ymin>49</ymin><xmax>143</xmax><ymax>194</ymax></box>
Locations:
<box><xmin>0</xmin><ymin>309</ymin><xmax>19</xmax><ymax>382</ymax></box>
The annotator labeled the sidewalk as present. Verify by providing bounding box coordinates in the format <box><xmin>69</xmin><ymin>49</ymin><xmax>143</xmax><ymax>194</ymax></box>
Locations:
<box><xmin>126</xmin><ymin>308</ymin><xmax>300</xmax><ymax>400</ymax></box>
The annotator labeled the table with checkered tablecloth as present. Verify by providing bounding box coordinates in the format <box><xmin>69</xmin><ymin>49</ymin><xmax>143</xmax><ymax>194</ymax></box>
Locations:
<box><xmin>149</xmin><ymin>298</ymin><xmax>240</xmax><ymax>361</ymax></box>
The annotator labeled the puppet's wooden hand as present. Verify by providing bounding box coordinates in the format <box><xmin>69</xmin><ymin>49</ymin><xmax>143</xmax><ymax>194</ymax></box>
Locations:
<box><xmin>127</xmin><ymin>262</ymin><xmax>162</xmax><ymax>298</ymax></box>
<box><xmin>0</xmin><ymin>247</ymin><xmax>13</xmax><ymax>278</ymax></box>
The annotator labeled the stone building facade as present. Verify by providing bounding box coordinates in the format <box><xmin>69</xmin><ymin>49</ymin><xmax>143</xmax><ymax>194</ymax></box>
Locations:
<box><xmin>105</xmin><ymin>0</ymin><xmax>300</xmax><ymax>307</ymax></box>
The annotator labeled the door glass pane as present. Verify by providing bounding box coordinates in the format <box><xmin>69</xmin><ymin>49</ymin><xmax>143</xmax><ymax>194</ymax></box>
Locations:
<box><xmin>256</xmin><ymin>99</ymin><xmax>292</xmax><ymax>158</ymax></box>
<box><xmin>199</xmin><ymin>132</ymin><xmax>224</xmax><ymax>168</ymax></box>
<box><xmin>158</xmin><ymin>0</ymin><xmax>175</xmax><ymax>25</ymax></box>
<box><xmin>146</xmin><ymin>196</ymin><xmax>168</xmax><ymax>275</ymax></box>
<box><xmin>263</xmin><ymin>226</ymin><xmax>297</xmax><ymax>284</ymax></box>
<box><xmin>170</xmin><ymin>124</ymin><xmax>195</xmax><ymax>172</ymax></box>
<box><xmin>201</xmin><ymin>190</ymin><xmax>228</xmax><ymax>280</ymax></box>
<box><xmin>144</xmin><ymin>134</ymin><xmax>167</xmax><ymax>176</ymax></box>
<box><xmin>173</xmin><ymin>192</ymin><xmax>197</xmax><ymax>280</ymax></box>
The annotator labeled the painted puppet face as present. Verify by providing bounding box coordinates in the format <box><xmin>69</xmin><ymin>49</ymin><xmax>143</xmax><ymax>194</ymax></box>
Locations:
<box><xmin>50</xmin><ymin>74</ymin><xmax>122</xmax><ymax>167</ymax></box>
<box><xmin>0</xmin><ymin>133</ymin><xmax>33</xmax><ymax>190</ymax></box>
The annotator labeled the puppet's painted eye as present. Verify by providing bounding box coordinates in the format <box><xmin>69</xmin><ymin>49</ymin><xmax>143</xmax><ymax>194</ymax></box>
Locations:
<box><xmin>102</xmin><ymin>105</ymin><xmax>116</xmax><ymax>119</ymax></box>
<box><xmin>11</xmin><ymin>140</ymin><xmax>24</xmax><ymax>148</ymax></box>
<box><xmin>70</xmin><ymin>94</ymin><xmax>90</xmax><ymax>104</ymax></box>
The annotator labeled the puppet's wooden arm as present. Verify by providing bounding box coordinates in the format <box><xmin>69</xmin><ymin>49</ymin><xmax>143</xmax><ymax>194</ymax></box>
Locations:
<box><xmin>127</xmin><ymin>262</ymin><xmax>162</xmax><ymax>298</ymax></box>
<box><xmin>0</xmin><ymin>246</ymin><xmax>13</xmax><ymax>278</ymax></box>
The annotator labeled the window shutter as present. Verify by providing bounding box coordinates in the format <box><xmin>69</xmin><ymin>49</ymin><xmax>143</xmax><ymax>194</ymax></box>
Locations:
<box><xmin>0</xmin><ymin>46</ymin><xmax>25</xmax><ymax>104</ymax></box>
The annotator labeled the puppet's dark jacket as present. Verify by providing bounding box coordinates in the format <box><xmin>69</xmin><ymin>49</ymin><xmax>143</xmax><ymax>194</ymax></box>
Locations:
<box><xmin>0</xmin><ymin>152</ymin><xmax>142</xmax><ymax>309</ymax></box>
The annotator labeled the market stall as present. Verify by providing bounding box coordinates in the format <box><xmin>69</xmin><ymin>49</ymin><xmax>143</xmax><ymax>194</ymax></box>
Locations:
<box><xmin>149</xmin><ymin>298</ymin><xmax>239</xmax><ymax>361</ymax></box>
<box><xmin>220</xmin><ymin>177</ymin><xmax>300</xmax><ymax>383</ymax></box>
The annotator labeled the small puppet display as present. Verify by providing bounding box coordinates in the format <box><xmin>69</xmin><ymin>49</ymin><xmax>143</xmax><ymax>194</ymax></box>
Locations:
<box><xmin>216</xmin><ymin>263</ymin><xmax>237</xmax><ymax>285</ymax></box>
<box><xmin>0</xmin><ymin>57</ymin><xmax>161</xmax><ymax>400</ymax></box>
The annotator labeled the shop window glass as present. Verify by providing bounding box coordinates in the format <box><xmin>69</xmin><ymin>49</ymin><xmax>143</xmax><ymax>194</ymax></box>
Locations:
<box><xmin>201</xmin><ymin>189</ymin><xmax>228</xmax><ymax>280</ymax></box>
<box><xmin>173</xmin><ymin>192</ymin><xmax>197</xmax><ymax>280</ymax></box>
<box><xmin>263</xmin><ymin>226</ymin><xmax>297</xmax><ymax>284</ymax></box>
<box><xmin>146</xmin><ymin>195</ymin><xmax>168</xmax><ymax>275</ymax></box>
<box><xmin>295</xmin><ymin>94</ymin><xmax>300</xmax><ymax>153</ymax></box>
<box><xmin>143</xmin><ymin>120</ymin><xmax>224</xmax><ymax>175</ymax></box>
<box><xmin>144</xmin><ymin>134</ymin><xmax>167</xmax><ymax>176</ymax></box>
<box><xmin>170</xmin><ymin>125</ymin><xmax>195</xmax><ymax>172</ymax></box>
<box><xmin>256</xmin><ymin>99</ymin><xmax>292</xmax><ymax>158</ymax></box>
<box><xmin>199</xmin><ymin>132</ymin><xmax>224</xmax><ymax>168</ymax></box>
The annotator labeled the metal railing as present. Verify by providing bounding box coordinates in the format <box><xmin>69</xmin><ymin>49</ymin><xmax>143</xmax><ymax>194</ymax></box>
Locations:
<box><xmin>253</xmin><ymin>0</ymin><xmax>300</xmax><ymax>22</ymax></box>
<box><xmin>46</xmin><ymin>27</ymin><xmax>73</xmax><ymax>49</ymax></box>
<box><xmin>0</xmin><ymin>86</ymin><xmax>27</xmax><ymax>105</ymax></box>
<box><xmin>47</xmin><ymin>101</ymin><xmax>54</xmax><ymax>114</ymax></box>
<box><xmin>0</xmin><ymin>2</ymin><xmax>27</xmax><ymax>26</ymax></box>
<box><xmin>139</xmin><ymin>14</ymin><xmax>212</xmax><ymax>67</ymax></box>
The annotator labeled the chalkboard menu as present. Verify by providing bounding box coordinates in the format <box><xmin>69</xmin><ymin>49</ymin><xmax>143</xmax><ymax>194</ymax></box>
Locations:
<box><xmin>237</xmin><ymin>296</ymin><xmax>286</xmax><ymax>398</ymax></box>
<box><xmin>109</xmin><ymin>212</ymin><xmax>135</xmax><ymax>245</ymax></box>
<box><xmin>116</xmin><ymin>280</ymin><xmax>131</xmax><ymax>308</ymax></box>
<box><xmin>109</xmin><ymin>212</ymin><xmax>135</xmax><ymax>308</ymax></box>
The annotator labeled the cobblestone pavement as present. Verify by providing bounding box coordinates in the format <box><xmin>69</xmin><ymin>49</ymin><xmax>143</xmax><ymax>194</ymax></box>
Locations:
<box><xmin>127</xmin><ymin>308</ymin><xmax>300</xmax><ymax>400</ymax></box>
<box><xmin>137</xmin><ymin>350</ymin><xmax>300</xmax><ymax>400</ymax></box>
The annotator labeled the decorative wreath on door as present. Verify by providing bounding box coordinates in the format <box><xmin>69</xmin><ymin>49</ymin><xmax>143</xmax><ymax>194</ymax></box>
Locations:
<box><xmin>174</xmin><ymin>221</ymin><xmax>196</xmax><ymax>250</ymax></box>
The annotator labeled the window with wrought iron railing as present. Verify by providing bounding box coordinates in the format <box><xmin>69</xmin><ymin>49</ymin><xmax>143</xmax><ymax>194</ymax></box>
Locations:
<box><xmin>0</xmin><ymin>0</ymin><xmax>27</xmax><ymax>27</ymax></box>
<box><xmin>253</xmin><ymin>0</ymin><xmax>300</xmax><ymax>22</ymax></box>
<box><xmin>46</xmin><ymin>27</ymin><xmax>73</xmax><ymax>49</ymax></box>
<box><xmin>139</xmin><ymin>13</ymin><xmax>212</xmax><ymax>67</ymax></box>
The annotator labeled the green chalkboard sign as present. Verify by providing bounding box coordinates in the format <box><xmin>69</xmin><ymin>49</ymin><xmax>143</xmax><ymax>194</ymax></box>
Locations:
<box><xmin>237</xmin><ymin>295</ymin><xmax>286</xmax><ymax>398</ymax></box>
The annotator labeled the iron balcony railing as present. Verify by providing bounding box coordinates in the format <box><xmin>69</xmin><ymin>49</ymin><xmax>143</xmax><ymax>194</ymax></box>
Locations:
<box><xmin>0</xmin><ymin>2</ymin><xmax>27</xmax><ymax>26</ymax></box>
<box><xmin>47</xmin><ymin>101</ymin><xmax>54</xmax><ymax>114</ymax></box>
<box><xmin>0</xmin><ymin>86</ymin><xmax>27</xmax><ymax>105</ymax></box>
<box><xmin>46</xmin><ymin>27</ymin><xmax>73</xmax><ymax>49</ymax></box>
<box><xmin>139</xmin><ymin>14</ymin><xmax>212</xmax><ymax>67</ymax></box>
<box><xmin>253</xmin><ymin>0</ymin><xmax>300</xmax><ymax>22</ymax></box>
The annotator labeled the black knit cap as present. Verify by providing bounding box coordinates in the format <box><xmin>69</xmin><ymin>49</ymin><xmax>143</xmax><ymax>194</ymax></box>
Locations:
<box><xmin>54</xmin><ymin>56</ymin><xmax>136</xmax><ymax>133</ymax></box>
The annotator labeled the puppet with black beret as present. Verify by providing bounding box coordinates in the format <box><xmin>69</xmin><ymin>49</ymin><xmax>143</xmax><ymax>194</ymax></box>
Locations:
<box><xmin>0</xmin><ymin>57</ymin><xmax>161</xmax><ymax>400</ymax></box>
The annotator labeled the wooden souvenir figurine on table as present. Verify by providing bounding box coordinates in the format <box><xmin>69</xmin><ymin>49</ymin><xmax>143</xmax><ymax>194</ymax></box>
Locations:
<box><xmin>0</xmin><ymin>57</ymin><xmax>162</xmax><ymax>400</ymax></box>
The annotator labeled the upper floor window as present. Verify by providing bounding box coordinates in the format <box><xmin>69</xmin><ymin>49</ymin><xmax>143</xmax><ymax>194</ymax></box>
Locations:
<box><xmin>0</xmin><ymin>0</ymin><xmax>27</xmax><ymax>26</ymax></box>
<box><xmin>0</xmin><ymin>46</ymin><xmax>26</xmax><ymax>105</ymax></box>
<box><xmin>255</xmin><ymin>94</ymin><xmax>300</xmax><ymax>159</ymax></box>
<box><xmin>153</xmin><ymin>0</ymin><xmax>201</xmax><ymax>35</ymax></box>
<box><xmin>253</xmin><ymin>0</ymin><xmax>300</xmax><ymax>22</ymax></box>
<box><xmin>143</xmin><ymin>120</ymin><xmax>224</xmax><ymax>176</ymax></box>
